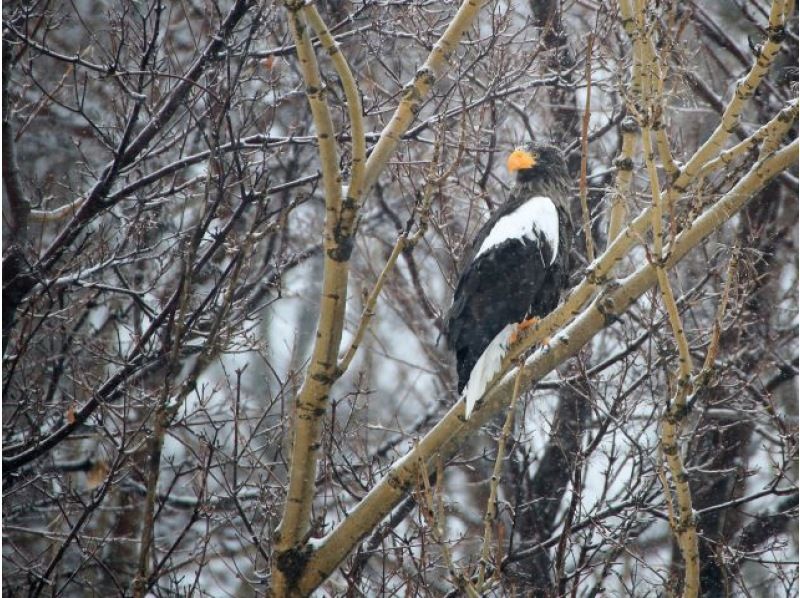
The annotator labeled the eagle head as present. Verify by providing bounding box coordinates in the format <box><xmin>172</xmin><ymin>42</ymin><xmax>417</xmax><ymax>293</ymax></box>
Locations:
<box><xmin>507</xmin><ymin>142</ymin><xmax>570</xmax><ymax>194</ymax></box>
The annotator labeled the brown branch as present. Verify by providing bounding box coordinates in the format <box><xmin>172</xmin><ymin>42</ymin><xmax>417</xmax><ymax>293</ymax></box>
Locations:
<box><xmin>578</xmin><ymin>34</ymin><xmax>596</xmax><ymax>262</ymax></box>
<box><xmin>2</xmin><ymin>0</ymin><xmax>255</xmax><ymax>346</ymax></box>
<box><xmin>2</xmin><ymin>40</ymin><xmax>30</xmax><ymax>239</ymax></box>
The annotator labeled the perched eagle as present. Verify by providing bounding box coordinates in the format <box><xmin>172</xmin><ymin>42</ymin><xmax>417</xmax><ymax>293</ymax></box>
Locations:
<box><xmin>445</xmin><ymin>143</ymin><xmax>572</xmax><ymax>418</ymax></box>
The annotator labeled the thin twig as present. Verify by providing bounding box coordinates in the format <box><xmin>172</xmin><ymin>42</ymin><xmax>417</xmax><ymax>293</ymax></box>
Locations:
<box><xmin>578</xmin><ymin>33</ymin><xmax>596</xmax><ymax>262</ymax></box>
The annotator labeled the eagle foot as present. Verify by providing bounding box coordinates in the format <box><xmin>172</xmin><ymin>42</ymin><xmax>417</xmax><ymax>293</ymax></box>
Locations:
<box><xmin>510</xmin><ymin>316</ymin><xmax>540</xmax><ymax>345</ymax></box>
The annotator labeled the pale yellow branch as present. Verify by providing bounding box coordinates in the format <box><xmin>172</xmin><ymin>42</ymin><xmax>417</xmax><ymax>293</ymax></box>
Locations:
<box><xmin>651</xmin><ymin>52</ymin><xmax>678</xmax><ymax>182</ymax></box>
<box><xmin>655</xmin><ymin>128</ymin><xmax>679</xmax><ymax>181</ymax></box>
<box><xmin>635</xmin><ymin>3</ymin><xmax>698</xmax><ymax>591</ymax></box>
<box><xmin>674</xmin><ymin>0</ymin><xmax>788</xmax><ymax>188</ymax></box>
<box><xmin>759</xmin><ymin>99</ymin><xmax>799</xmax><ymax>157</ymax></box>
<box><xmin>656</xmin><ymin>260</ymin><xmax>693</xmax><ymax>381</ymax></box>
<box><xmin>618</xmin><ymin>0</ymin><xmax>640</xmax><ymax>97</ymax></box>
<box><xmin>608</xmin><ymin>117</ymin><xmax>638</xmax><ymax>244</ymax></box>
<box><xmin>649</xmin><ymin>25</ymin><xmax>679</xmax><ymax>180</ymax></box>
<box><xmin>275</xmin><ymin>1</ymin><xmax>347</xmax><ymax>572</ymax></box>
<box><xmin>642</xmin><ymin>126</ymin><xmax>693</xmax><ymax>380</ymax></box>
<box><xmin>699</xmin><ymin>100</ymin><xmax>798</xmax><ymax>176</ymax></box>
<box><xmin>659</xmin><ymin>381</ymin><xmax>699</xmax><ymax>598</ymax></box>
<box><xmin>285</xmin><ymin>8</ymin><xmax>342</xmax><ymax>217</ymax></box>
<box><xmin>644</xmin><ymin>121</ymin><xmax>698</xmax><ymax>597</ymax></box>
<box><xmin>655</xmin><ymin>448</ymin><xmax>677</xmax><ymax>528</ymax></box>
<box><xmin>303</xmin><ymin>5</ymin><xmax>366</xmax><ymax>221</ymax></box>
<box><xmin>633</xmin><ymin>0</ymin><xmax>653</xmax><ymax>100</ymax></box>
<box><xmin>651</xmin><ymin>39</ymin><xmax>678</xmax><ymax>183</ymax></box>
<box><xmin>360</xmin><ymin>0</ymin><xmax>488</xmax><ymax>196</ymax></box>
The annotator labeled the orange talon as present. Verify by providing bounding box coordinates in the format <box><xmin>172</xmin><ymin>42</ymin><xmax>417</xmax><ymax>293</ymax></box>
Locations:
<box><xmin>509</xmin><ymin>316</ymin><xmax>540</xmax><ymax>345</ymax></box>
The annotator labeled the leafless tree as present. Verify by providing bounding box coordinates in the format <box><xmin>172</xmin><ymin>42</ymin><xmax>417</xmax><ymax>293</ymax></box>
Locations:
<box><xmin>3</xmin><ymin>0</ymin><xmax>797</xmax><ymax>596</ymax></box>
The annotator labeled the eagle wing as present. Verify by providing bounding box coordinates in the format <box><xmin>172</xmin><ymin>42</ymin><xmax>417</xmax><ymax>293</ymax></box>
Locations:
<box><xmin>446</xmin><ymin>195</ymin><xmax>565</xmax><ymax>394</ymax></box>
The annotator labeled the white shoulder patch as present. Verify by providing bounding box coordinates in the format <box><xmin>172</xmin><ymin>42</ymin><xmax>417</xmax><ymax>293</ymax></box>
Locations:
<box><xmin>463</xmin><ymin>323</ymin><xmax>516</xmax><ymax>419</ymax></box>
<box><xmin>474</xmin><ymin>196</ymin><xmax>560</xmax><ymax>265</ymax></box>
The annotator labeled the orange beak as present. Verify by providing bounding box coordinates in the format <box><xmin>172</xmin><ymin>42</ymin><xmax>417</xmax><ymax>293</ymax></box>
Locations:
<box><xmin>507</xmin><ymin>148</ymin><xmax>537</xmax><ymax>172</ymax></box>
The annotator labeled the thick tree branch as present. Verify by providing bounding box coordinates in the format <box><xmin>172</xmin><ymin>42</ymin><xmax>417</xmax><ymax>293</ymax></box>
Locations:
<box><xmin>274</xmin><ymin>0</ymin><xmax>347</xmax><ymax>568</ymax></box>
<box><xmin>607</xmin><ymin>116</ymin><xmax>638</xmax><ymax>245</ymax></box>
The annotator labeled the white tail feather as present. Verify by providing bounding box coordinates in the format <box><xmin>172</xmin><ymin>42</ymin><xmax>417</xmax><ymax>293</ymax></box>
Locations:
<box><xmin>463</xmin><ymin>324</ymin><xmax>515</xmax><ymax>419</ymax></box>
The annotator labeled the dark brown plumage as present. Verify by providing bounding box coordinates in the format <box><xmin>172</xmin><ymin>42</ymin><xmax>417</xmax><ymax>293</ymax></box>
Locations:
<box><xmin>445</xmin><ymin>143</ymin><xmax>573</xmax><ymax>416</ymax></box>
